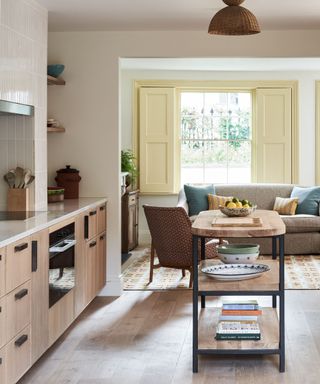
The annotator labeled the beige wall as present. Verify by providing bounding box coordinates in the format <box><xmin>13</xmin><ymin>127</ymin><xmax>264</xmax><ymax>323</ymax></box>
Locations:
<box><xmin>0</xmin><ymin>0</ymin><xmax>48</xmax><ymax>210</ymax></box>
<box><xmin>47</xmin><ymin>30</ymin><xmax>320</xmax><ymax>295</ymax></box>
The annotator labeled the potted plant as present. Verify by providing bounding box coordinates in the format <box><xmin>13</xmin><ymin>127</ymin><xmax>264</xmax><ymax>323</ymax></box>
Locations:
<box><xmin>121</xmin><ymin>149</ymin><xmax>138</xmax><ymax>190</ymax></box>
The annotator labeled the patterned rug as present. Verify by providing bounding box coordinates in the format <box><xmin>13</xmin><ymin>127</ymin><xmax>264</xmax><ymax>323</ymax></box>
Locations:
<box><xmin>122</xmin><ymin>249</ymin><xmax>320</xmax><ymax>290</ymax></box>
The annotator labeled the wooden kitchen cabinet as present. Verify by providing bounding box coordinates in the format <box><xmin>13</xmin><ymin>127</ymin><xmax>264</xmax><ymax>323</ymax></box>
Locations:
<box><xmin>75</xmin><ymin>212</ymin><xmax>87</xmax><ymax>317</ymax></box>
<box><xmin>31</xmin><ymin>229</ymin><xmax>49</xmax><ymax>363</ymax></box>
<box><xmin>86</xmin><ymin>238</ymin><xmax>98</xmax><ymax>303</ymax></box>
<box><xmin>85</xmin><ymin>208</ymin><xmax>98</xmax><ymax>240</ymax></box>
<box><xmin>97</xmin><ymin>232</ymin><xmax>106</xmax><ymax>292</ymax></box>
<box><xmin>0</xmin><ymin>346</ymin><xmax>6</xmax><ymax>384</ymax></box>
<box><xmin>0</xmin><ymin>297</ymin><xmax>6</xmax><ymax>348</ymax></box>
<box><xmin>6</xmin><ymin>237</ymin><xmax>31</xmax><ymax>294</ymax></box>
<box><xmin>0</xmin><ymin>248</ymin><xmax>5</xmax><ymax>298</ymax></box>
<box><xmin>121</xmin><ymin>190</ymin><xmax>139</xmax><ymax>253</ymax></box>
<box><xmin>98</xmin><ymin>204</ymin><xmax>107</xmax><ymax>235</ymax></box>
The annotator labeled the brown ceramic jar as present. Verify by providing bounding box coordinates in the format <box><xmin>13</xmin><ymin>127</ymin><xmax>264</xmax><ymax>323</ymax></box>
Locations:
<box><xmin>55</xmin><ymin>165</ymin><xmax>81</xmax><ymax>199</ymax></box>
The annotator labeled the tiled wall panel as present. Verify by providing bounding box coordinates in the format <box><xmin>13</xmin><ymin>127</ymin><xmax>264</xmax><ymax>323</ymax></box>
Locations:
<box><xmin>0</xmin><ymin>0</ymin><xmax>48</xmax><ymax>210</ymax></box>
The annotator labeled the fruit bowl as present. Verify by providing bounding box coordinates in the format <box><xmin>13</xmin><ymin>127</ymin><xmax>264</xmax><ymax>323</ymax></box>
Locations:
<box><xmin>219</xmin><ymin>205</ymin><xmax>257</xmax><ymax>217</ymax></box>
<box><xmin>217</xmin><ymin>243</ymin><xmax>260</xmax><ymax>264</ymax></box>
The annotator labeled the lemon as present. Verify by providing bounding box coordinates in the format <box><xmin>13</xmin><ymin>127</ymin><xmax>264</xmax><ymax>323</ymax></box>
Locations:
<box><xmin>243</xmin><ymin>204</ymin><xmax>250</xmax><ymax>208</ymax></box>
<box><xmin>235</xmin><ymin>201</ymin><xmax>243</xmax><ymax>208</ymax></box>
<box><xmin>227</xmin><ymin>202</ymin><xmax>237</xmax><ymax>208</ymax></box>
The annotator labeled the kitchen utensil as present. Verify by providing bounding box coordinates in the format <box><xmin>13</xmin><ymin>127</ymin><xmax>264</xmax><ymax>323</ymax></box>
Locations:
<box><xmin>22</xmin><ymin>168</ymin><xmax>32</xmax><ymax>188</ymax></box>
<box><xmin>3</xmin><ymin>172</ymin><xmax>15</xmax><ymax>188</ymax></box>
<box><xmin>14</xmin><ymin>166</ymin><xmax>25</xmax><ymax>188</ymax></box>
<box><xmin>25</xmin><ymin>175</ymin><xmax>35</xmax><ymax>187</ymax></box>
<box><xmin>201</xmin><ymin>263</ymin><xmax>270</xmax><ymax>281</ymax></box>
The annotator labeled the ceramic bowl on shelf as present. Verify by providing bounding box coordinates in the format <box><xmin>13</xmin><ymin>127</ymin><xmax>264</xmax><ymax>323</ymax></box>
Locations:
<box><xmin>219</xmin><ymin>204</ymin><xmax>257</xmax><ymax>217</ymax></box>
<box><xmin>47</xmin><ymin>64</ymin><xmax>65</xmax><ymax>78</ymax></box>
<box><xmin>216</xmin><ymin>243</ymin><xmax>260</xmax><ymax>264</ymax></box>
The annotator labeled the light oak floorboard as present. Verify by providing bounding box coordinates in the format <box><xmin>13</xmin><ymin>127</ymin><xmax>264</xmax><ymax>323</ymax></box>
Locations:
<box><xmin>19</xmin><ymin>291</ymin><xmax>320</xmax><ymax>384</ymax></box>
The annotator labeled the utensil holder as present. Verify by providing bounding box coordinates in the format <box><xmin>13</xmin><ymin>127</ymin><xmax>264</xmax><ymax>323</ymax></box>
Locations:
<box><xmin>7</xmin><ymin>188</ymin><xmax>29</xmax><ymax>211</ymax></box>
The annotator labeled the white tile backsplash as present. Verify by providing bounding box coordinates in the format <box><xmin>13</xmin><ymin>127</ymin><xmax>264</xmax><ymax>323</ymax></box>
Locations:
<box><xmin>0</xmin><ymin>0</ymin><xmax>48</xmax><ymax>210</ymax></box>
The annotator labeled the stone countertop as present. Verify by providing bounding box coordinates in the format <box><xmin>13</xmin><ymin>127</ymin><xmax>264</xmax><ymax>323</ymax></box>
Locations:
<box><xmin>0</xmin><ymin>197</ymin><xmax>108</xmax><ymax>248</ymax></box>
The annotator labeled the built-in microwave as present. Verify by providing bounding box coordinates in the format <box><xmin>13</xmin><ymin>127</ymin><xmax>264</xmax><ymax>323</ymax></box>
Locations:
<box><xmin>48</xmin><ymin>222</ymin><xmax>76</xmax><ymax>308</ymax></box>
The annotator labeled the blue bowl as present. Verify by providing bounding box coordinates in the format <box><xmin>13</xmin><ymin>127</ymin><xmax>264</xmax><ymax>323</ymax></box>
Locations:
<box><xmin>47</xmin><ymin>64</ymin><xmax>65</xmax><ymax>78</ymax></box>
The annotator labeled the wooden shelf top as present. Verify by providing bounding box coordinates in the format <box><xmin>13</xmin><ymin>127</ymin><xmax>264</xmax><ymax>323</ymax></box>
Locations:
<box><xmin>198</xmin><ymin>307</ymin><xmax>279</xmax><ymax>350</ymax></box>
<box><xmin>47</xmin><ymin>126</ymin><xmax>65</xmax><ymax>133</ymax></box>
<box><xmin>47</xmin><ymin>75</ymin><xmax>65</xmax><ymax>85</ymax></box>
<box><xmin>198</xmin><ymin>259</ymin><xmax>279</xmax><ymax>292</ymax></box>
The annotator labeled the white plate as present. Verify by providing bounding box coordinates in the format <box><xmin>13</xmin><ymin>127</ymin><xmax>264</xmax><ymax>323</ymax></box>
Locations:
<box><xmin>201</xmin><ymin>263</ymin><xmax>270</xmax><ymax>281</ymax></box>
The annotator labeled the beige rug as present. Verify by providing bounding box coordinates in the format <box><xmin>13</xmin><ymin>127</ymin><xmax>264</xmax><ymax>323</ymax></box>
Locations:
<box><xmin>122</xmin><ymin>249</ymin><xmax>320</xmax><ymax>290</ymax></box>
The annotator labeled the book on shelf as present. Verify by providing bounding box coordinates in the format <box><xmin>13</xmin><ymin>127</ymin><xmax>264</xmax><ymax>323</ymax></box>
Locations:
<box><xmin>215</xmin><ymin>334</ymin><xmax>261</xmax><ymax>341</ymax></box>
<box><xmin>221</xmin><ymin>309</ymin><xmax>262</xmax><ymax>316</ymax></box>
<box><xmin>219</xmin><ymin>315</ymin><xmax>258</xmax><ymax>322</ymax></box>
<box><xmin>222</xmin><ymin>299</ymin><xmax>259</xmax><ymax>311</ymax></box>
<box><xmin>216</xmin><ymin>321</ymin><xmax>260</xmax><ymax>334</ymax></box>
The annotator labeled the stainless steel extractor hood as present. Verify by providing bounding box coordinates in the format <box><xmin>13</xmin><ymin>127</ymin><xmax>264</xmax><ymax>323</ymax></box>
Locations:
<box><xmin>0</xmin><ymin>100</ymin><xmax>34</xmax><ymax>116</ymax></box>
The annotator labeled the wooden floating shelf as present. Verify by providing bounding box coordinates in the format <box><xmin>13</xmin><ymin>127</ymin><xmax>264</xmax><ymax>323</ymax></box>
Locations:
<box><xmin>47</xmin><ymin>75</ymin><xmax>65</xmax><ymax>85</ymax></box>
<box><xmin>47</xmin><ymin>126</ymin><xmax>66</xmax><ymax>133</ymax></box>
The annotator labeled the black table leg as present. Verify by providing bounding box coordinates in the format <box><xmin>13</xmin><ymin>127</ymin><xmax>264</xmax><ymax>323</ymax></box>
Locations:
<box><xmin>279</xmin><ymin>234</ymin><xmax>285</xmax><ymax>372</ymax></box>
<box><xmin>272</xmin><ymin>236</ymin><xmax>278</xmax><ymax>308</ymax></box>
<box><xmin>192</xmin><ymin>235</ymin><xmax>199</xmax><ymax>373</ymax></box>
<box><xmin>200</xmin><ymin>237</ymin><xmax>206</xmax><ymax>308</ymax></box>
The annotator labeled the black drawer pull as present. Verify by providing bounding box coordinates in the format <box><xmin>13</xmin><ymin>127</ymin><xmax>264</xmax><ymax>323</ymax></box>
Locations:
<box><xmin>100</xmin><ymin>234</ymin><xmax>105</xmax><ymax>240</ymax></box>
<box><xmin>89</xmin><ymin>210</ymin><xmax>97</xmax><ymax>216</ymax></box>
<box><xmin>32</xmin><ymin>240</ymin><xmax>38</xmax><ymax>272</ymax></box>
<box><xmin>15</xmin><ymin>288</ymin><xmax>28</xmax><ymax>300</ymax></box>
<box><xmin>15</xmin><ymin>334</ymin><xmax>28</xmax><ymax>347</ymax></box>
<box><xmin>0</xmin><ymin>357</ymin><xmax>2</xmax><ymax>364</ymax></box>
<box><xmin>99</xmin><ymin>206</ymin><xmax>105</xmax><ymax>211</ymax></box>
<box><xmin>14</xmin><ymin>242</ymin><xmax>28</xmax><ymax>252</ymax></box>
<box><xmin>84</xmin><ymin>215</ymin><xmax>89</xmax><ymax>239</ymax></box>
<box><xmin>89</xmin><ymin>241</ymin><xmax>97</xmax><ymax>248</ymax></box>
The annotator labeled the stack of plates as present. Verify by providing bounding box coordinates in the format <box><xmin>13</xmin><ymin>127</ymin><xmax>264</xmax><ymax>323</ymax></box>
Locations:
<box><xmin>47</xmin><ymin>118</ymin><xmax>59</xmax><ymax>127</ymax></box>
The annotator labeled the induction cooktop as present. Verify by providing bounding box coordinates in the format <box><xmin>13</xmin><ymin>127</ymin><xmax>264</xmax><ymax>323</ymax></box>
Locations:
<box><xmin>0</xmin><ymin>211</ymin><xmax>38</xmax><ymax>221</ymax></box>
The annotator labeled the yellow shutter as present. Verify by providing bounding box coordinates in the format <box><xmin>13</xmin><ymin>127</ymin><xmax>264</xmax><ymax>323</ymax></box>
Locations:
<box><xmin>255</xmin><ymin>88</ymin><xmax>292</xmax><ymax>183</ymax></box>
<box><xmin>139</xmin><ymin>87</ymin><xmax>175</xmax><ymax>193</ymax></box>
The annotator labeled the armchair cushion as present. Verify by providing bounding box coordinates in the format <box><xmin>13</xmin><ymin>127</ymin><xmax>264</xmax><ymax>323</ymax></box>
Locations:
<box><xmin>184</xmin><ymin>184</ymin><xmax>215</xmax><ymax>216</ymax></box>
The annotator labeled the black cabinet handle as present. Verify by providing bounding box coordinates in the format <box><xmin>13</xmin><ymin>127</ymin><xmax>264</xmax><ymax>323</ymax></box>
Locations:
<box><xmin>0</xmin><ymin>357</ymin><xmax>2</xmax><ymax>364</ymax></box>
<box><xmin>100</xmin><ymin>234</ymin><xmax>105</xmax><ymax>240</ymax></box>
<box><xmin>89</xmin><ymin>210</ymin><xmax>97</xmax><ymax>216</ymax></box>
<box><xmin>32</xmin><ymin>240</ymin><xmax>38</xmax><ymax>272</ymax></box>
<box><xmin>84</xmin><ymin>216</ymin><xmax>89</xmax><ymax>239</ymax></box>
<box><xmin>14</xmin><ymin>242</ymin><xmax>28</xmax><ymax>252</ymax></box>
<box><xmin>89</xmin><ymin>241</ymin><xmax>97</xmax><ymax>248</ymax></box>
<box><xmin>15</xmin><ymin>289</ymin><xmax>28</xmax><ymax>300</ymax></box>
<box><xmin>15</xmin><ymin>334</ymin><xmax>28</xmax><ymax>347</ymax></box>
<box><xmin>99</xmin><ymin>206</ymin><xmax>105</xmax><ymax>211</ymax></box>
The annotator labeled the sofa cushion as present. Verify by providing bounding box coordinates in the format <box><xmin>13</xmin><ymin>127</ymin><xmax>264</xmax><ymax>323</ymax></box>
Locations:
<box><xmin>208</xmin><ymin>194</ymin><xmax>233</xmax><ymax>210</ymax></box>
<box><xmin>290</xmin><ymin>186</ymin><xmax>320</xmax><ymax>215</ymax></box>
<box><xmin>273</xmin><ymin>197</ymin><xmax>298</xmax><ymax>215</ymax></box>
<box><xmin>184</xmin><ymin>184</ymin><xmax>215</xmax><ymax>216</ymax></box>
<box><xmin>281</xmin><ymin>214</ymin><xmax>320</xmax><ymax>233</ymax></box>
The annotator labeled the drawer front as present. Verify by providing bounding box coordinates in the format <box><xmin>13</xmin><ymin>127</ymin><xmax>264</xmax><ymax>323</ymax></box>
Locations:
<box><xmin>6</xmin><ymin>325</ymin><xmax>31</xmax><ymax>384</ymax></box>
<box><xmin>0</xmin><ymin>297</ymin><xmax>6</xmax><ymax>348</ymax></box>
<box><xmin>86</xmin><ymin>209</ymin><xmax>98</xmax><ymax>240</ymax></box>
<box><xmin>128</xmin><ymin>194</ymin><xmax>137</xmax><ymax>206</ymax></box>
<box><xmin>6</xmin><ymin>281</ymin><xmax>31</xmax><ymax>343</ymax></box>
<box><xmin>0</xmin><ymin>345</ymin><xmax>6</xmax><ymax>384</ymax></box>
<box><xmin>6</xmin><ymin>238</ymin><xmax>31</xmax><ymax>293</ymax></box>
<box><xmin>0</xmin><ymin>249</ymin><xmax>5</xmax><ymax>298</ymax></box>
<box><xmin>97</xmin><ymin>204</ymin><xmax>106</xmax><ymax>234</ymax></box>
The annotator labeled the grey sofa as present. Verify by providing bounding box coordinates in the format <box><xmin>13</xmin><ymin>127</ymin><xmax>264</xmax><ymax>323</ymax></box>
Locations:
<box><xmin>177</xmin><ymin>183</ymin><xmax>320</xmax><ymax>255</ymax></box>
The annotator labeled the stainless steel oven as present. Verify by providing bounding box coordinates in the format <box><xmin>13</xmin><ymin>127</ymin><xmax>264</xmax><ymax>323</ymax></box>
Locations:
<box><xmin>49</xmin><ymin>222</ymin><xmax>76</xmax><ymax>308</ymax></box>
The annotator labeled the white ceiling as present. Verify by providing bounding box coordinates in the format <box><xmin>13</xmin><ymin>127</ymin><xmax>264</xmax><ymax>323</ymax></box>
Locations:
<box><xmin>37</xmin><ymin>0</ymin><xmax>320</xmax><ymax>32</ymax></box>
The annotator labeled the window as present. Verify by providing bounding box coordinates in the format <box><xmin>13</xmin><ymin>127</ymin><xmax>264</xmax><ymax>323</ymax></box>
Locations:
<box><xmin>180</xmin><ymin>92</ymin><xmax>252</xmax><ymax>185</ymax></box>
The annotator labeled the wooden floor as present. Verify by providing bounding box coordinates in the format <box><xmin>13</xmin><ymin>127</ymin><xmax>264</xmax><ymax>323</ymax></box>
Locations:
<box><xmin>19</xmin><ymin>290</ymin><xmax>320</xmax><ymax>384</ymax></box>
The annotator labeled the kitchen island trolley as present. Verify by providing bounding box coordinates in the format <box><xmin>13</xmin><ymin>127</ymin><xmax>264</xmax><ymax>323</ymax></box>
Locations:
<box><xmin>191</xmin><ymin>210</ymin><xmax>286</xmax><ymax>373</ymax></box>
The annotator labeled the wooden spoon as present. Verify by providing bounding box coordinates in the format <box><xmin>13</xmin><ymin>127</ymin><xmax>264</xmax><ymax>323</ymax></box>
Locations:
<box><xmin>14</xmin><ymin>166</ymin><xmax>24</xmax><ymax>188</ymax></box>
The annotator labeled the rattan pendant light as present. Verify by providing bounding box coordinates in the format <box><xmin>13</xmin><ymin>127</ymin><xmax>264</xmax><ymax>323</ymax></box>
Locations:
<box><xmin>208</xmin><ymin>0</ymin><xmax>261</xmax><ymax>36</ymax></box>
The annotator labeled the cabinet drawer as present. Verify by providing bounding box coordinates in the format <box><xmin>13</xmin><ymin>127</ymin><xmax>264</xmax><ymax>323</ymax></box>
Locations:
<box><xmin>0</xmin><ymin>249</ymin><xmax>5</xmax><ymax>298</ymax></box>
<box><xmin>6</xmin><ymin>238</ymin><xmax>31</xmax><ymax>293</ymax></box>
<box><xmin>97</xmin><ymin>204</ymin><xmax>106</xmax><ymax>234</ymax></box>
<box><xmin>85</xmin><ymin>209</ymin><xmax>98</xmax><ymax>240</ymax></box>
<box><xmin>0</xmin><ymin>345</ymin><xmax>6</xmax><ymax>384</ymax></box>
<box><xmin>0</xmin><ymin>297</ymin><xmax>6</xmax><ymax>349</ymax></box>
<box><xmin>6</xmin><ymin>325</ymin><xmax>31</xmax><ymax>384</ymax></box>
<box><xmin>6</xmin><ymin>281</ymin><xmax>31</xmax><ymax>343</ymax></box>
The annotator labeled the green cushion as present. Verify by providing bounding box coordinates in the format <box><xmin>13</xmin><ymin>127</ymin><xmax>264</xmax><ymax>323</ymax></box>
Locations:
<box><xmin>184</xmin><ymin>184</ymin><xmax>215</xmax><ymax>216</ymax></box>
<box><xmin>290</xmin><ymin>186</ymin><xmax>320</xmax><ymax>215</ymax></box>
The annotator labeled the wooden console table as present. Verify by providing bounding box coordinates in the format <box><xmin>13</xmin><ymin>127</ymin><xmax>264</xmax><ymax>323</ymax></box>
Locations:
<box><xmin>191</xmin><ymin>210</ymin><xmax>286</xmax><ymax>373</ymax></box>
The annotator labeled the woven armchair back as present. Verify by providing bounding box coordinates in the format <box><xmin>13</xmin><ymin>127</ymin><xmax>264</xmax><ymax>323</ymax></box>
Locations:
<box><xmin>143</xmin><ymin>205</ymin><xmax>193</xmax><ymax>269</ymax></box>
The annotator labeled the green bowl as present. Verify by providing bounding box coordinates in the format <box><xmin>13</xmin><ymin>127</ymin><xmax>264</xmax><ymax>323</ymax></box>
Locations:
<box><xmin>216</xmin><ymin>244</ymin><xmax>260</xmax><ymax>254</ymax></box>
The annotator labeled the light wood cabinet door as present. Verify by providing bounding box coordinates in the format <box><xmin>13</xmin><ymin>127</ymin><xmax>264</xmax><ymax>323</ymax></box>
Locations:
<box><xmin>31</xmin><ymin>229</ymin><xmax>49</xmax><ymax>364</ymax></box>
<box><xmin>0</xmin><ymin>345</ymin><xmax>6</xmax><ymax>384</ymax></box>
<box><xmin>0</xmin><ymin>297</ymin><xmax>6</xmax><ymax>349</ymax></box>
<box><xmin>75</xmin><ymin>213</ymin><xmax>87</xmax><ymax>317</ymax></box>
<box><xmin>97</xmin><ymin>204</ymin><xmax>107</xmax><ymax>235</ymax></box>
<box><xmin>6</xmin><ymin>237</ymin><xmax>31</xmax><ymax>293</ymax></box>
<box><xmin>85</xmin><ymin>208</ymin><xmax>98</xmax><ymax>240</ymax></box>
<box><xmin>6</xmin><ymin>325</ymin><xmax>31</xmax><ymax>384</ymax></box>
<box><xmin>0</xmin><ymin>248</ymin><xmax>5</xmax><ymax>298</ymax></box>
<box><xmin>86</xmin><ymin>238</ymin><xmax>98</xmax><ymax>304</ymax></box>
<box><xmin>97</xmin><ymin>232</ymin><xmax>106</xmax><ymax>292</ymax></box>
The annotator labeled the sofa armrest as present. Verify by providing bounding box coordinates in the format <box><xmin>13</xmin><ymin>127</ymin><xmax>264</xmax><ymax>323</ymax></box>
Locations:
<box><xmin>177</xmin><ymin>188</ymin><xmax>189</xmax><ymax>214</ymax></box>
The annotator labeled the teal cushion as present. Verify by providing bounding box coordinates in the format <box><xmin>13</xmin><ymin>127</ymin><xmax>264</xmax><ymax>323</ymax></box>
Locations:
<box><xmin>184</xmin><ymin>184</ymin><xmax>215</xmax><ymax>216</ymax></box>
<box><xmin>290</xmin><ymin>186</ymin><xmax>320</xmax><ymax>215</ymax></box>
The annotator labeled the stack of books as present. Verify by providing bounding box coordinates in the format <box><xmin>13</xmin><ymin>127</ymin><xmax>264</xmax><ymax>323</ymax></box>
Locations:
<box><xmin>215</xmin><ymin>300</ymin><xmax>262</xmax><ymax>341</ymax></box>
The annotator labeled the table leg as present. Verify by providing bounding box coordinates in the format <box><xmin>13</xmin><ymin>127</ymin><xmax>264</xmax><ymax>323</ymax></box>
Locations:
<box><xmin>200</xmin><ymin>237</ymin><xmax>206</xmax><ymax>308</ymax></box>
<box><xmin>279</xmin><ymin>234</ymin><xmax>285</xmax><ymax>372</ymax></box>
<box><xmin>192</xmin><ymin>235</ymin><xmax>199</xmax><ymax>373</ymax></box>
<box><xmin>272</xmin><ymin>236</ymin><xmax>277</xmax><ymax>260</ymax></box>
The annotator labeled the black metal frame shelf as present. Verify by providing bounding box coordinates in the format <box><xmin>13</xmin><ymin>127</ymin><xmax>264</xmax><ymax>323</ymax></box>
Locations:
<box><xmin>192</xmin><ymin>234</ymin><xmax>285</xmax><ymax>373</ymax></box>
